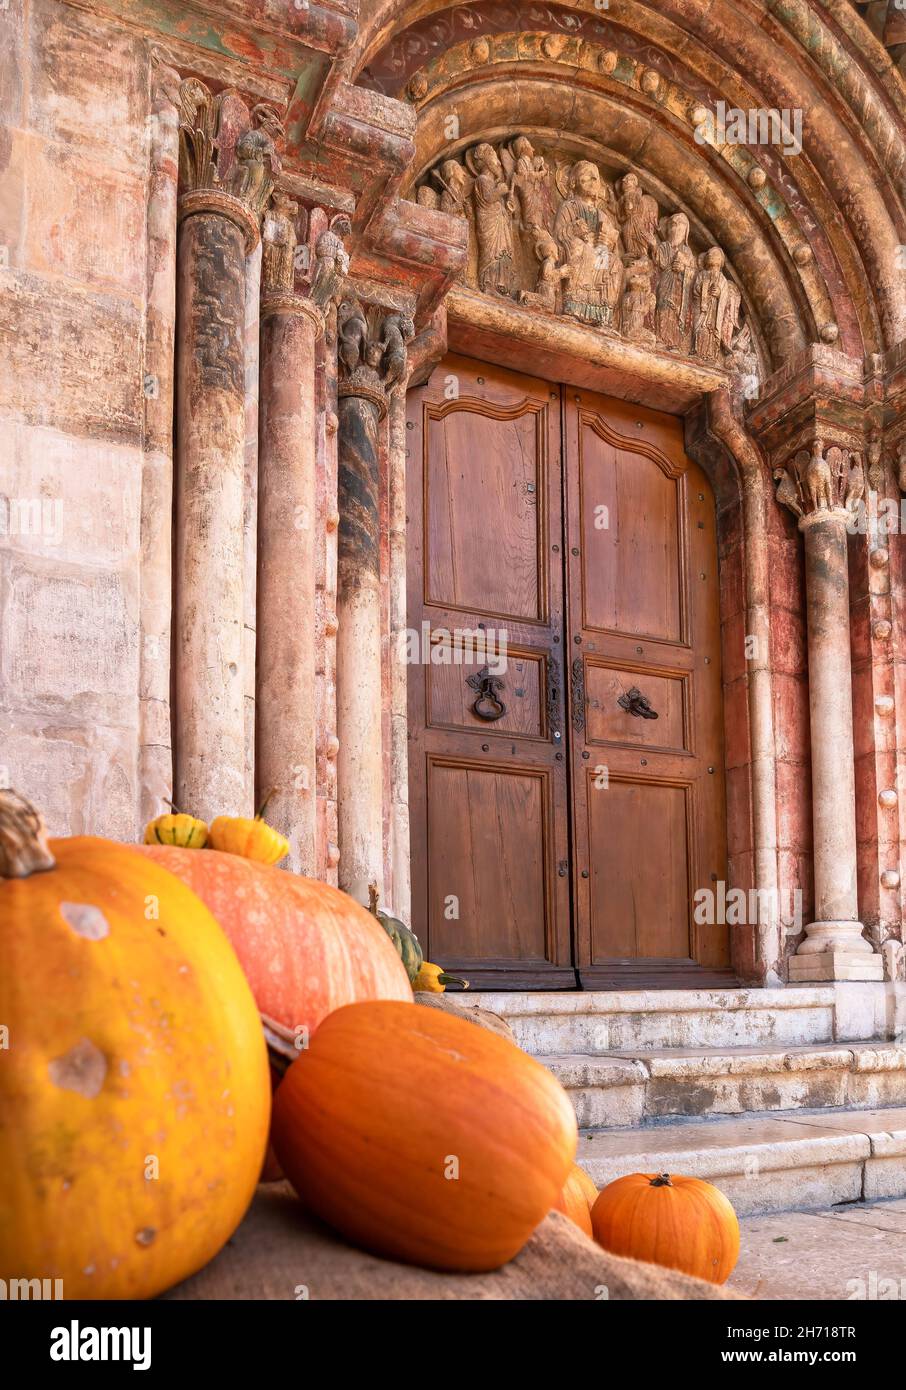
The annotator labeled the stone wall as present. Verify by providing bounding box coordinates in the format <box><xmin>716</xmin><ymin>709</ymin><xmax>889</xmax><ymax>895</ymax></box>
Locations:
<box><xmin>0</xmin><ymin>1</ymin><xmax>150</xmax><ymax>838</ymax></box>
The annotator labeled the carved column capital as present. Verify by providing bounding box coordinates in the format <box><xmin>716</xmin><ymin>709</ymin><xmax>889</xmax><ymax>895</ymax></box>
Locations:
<box><xmin>260</xmin><ymin>198</ymin><xmax>350</xmax><ymax>336</ymax></box>
<box><xmin>773</xmin><ymin>436</ymin><xmax>865</xmax><ymax>530</ymax></box>
<box><xmin>176</xmin><ymin>77</ymin><xmax>285</xmax><ymax>253</ymax></box>
<box><xmin>336</xmin><ymin>298</ymin><xmax>414</xmax><ymax>423</ymax></box>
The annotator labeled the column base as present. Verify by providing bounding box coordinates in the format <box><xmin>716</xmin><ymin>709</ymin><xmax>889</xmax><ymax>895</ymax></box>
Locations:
<box><xmin>789</xmin><ymin>951</ymin><xmax>884</xmax><ymax>983</ymax></box>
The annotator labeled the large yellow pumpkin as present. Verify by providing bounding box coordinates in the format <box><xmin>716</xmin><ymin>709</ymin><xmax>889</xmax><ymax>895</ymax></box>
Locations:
<box><xmin>0</xmin><ymin>791</ymin><xmax>270</xmax><ymax>1299</ymax></box>
<box><xmin>590</xmin><ymin>1172</ymin><xmax>740</xmax><ymax>1284</ymax></box>
<box><xmin>271</xmin><ymin>999</ymin><xmax>578</xmax><ymax>1271</ymax></box>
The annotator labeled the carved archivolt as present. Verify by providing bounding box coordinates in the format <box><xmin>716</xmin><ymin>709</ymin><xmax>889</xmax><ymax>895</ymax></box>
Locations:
<box><xmin>416</xmin><ymin>137</ymin><xmax>749</xmax><ymax>371</ymax></box>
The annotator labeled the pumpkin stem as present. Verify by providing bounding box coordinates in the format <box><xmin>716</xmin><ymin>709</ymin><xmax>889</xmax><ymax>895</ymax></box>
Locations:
<box><xmin>650</xmin><ymin>1173</ymin><xmax>673</xmax><ymax>1188</ymax></box>
<box><xmin>438</xmin><ymin>972</ymin><xmax>469</xmax><ymax>989</ymax></box>
<box><xmin>255</xmin><ymin>788</ymin><xmax>277</xmax><ymax>821</ymax></box>
<box><xmin>367</xmin><ymin>880</ymin><xmax>379</xmax><ymax>916</ymax></box>
<box><xmin>0</xmin><ymin>789</ymin><xmax>57</xmax><ymax>879</ymax></box>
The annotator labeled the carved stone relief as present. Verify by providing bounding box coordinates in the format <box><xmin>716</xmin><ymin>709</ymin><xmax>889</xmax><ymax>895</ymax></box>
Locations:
<box><xmin>416</xmin><ymin>137</ymin><xmax>749</xmax><ymax>371</ymax></box>
<box><xmin>773</xmin><ymin>438</ymin><xmax>866</xmax><ymax>521</ymax></box>
<box><xmin>337</xmin><ymin>298</ymin><xmax>415</xmax><ymax>418</ymax></box>
<box><xmin>177</xmin><ymin>78</ymin><xmax>283</xmax><ymax>219</ymax></box>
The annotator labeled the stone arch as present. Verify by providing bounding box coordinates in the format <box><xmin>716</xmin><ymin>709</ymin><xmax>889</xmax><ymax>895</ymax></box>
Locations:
<box><xmin>349</xmin><ymin>0</ymin><xmax>906</xmax><ymax>364</ymax></box>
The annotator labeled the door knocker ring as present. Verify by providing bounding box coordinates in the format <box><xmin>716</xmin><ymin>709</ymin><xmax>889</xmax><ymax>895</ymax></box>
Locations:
<box><xmin>466</xmin><ymin>667</ymin><xmax>507</xmax><ymax>722</ymax></box>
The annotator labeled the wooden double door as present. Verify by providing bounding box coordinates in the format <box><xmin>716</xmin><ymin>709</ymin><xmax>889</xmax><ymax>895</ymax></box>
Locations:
<box><xmin>406</xmin><ymin>356</ymin><xmax>731</xmax><ymax>988</ymax></box>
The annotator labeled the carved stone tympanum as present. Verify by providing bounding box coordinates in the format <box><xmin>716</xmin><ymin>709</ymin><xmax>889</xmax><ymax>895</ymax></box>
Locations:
<box><xmin>416</xmin><ymin>137</ymin><xmax>748</xmax><ymax>370</ymax></box>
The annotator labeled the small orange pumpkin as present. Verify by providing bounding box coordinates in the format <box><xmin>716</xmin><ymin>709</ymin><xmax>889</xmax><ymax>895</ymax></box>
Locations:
<box><xmin>271</xmin><ymin>999</ymin><xmax>578</xmax><ymax>1272</ymax></box>
<box><xmin>554</xmin><ymin>1163</ymin><xmax>598</xmax><ymax>1238</ymax></box>
<box><xmin>591</xmin><ymin>1172</ymin><xmax>740</xmax><ymax>1284</ymax></box>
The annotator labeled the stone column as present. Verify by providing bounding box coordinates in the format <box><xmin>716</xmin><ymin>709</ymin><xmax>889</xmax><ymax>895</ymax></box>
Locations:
<box><xmin>387</xmin><ymin>388</ymin><xmax>412</xmax><ymax>925</ymax></box>
<box><xmin>255</xmin><ymin>205</ymin><xmax>347</xmax><ymax>874</ymax></box>
<box><xmin>335</xmin><ymin>300</ymin><xmax>413</xmax><ymax>905</ymax></box>
<box><xmin>776</xmin><ymin>439</ymin><xmax>883</xmax><ymax>981</ymax></box>
<box><xmin>138</xmin><ymin>49</ymin><xmax>180</xmax><ymax>828</ymax></box>
<box><xmin>173</xmin><ymin>81</ymin><xmax>279</xmax><ymax>822</ymax></box>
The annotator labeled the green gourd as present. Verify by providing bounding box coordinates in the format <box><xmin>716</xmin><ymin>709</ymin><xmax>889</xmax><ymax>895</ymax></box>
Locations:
<box><xmin>368</xmin><ymin>883</ymin><xmax>424</xmax><ymax>985</ymax></box>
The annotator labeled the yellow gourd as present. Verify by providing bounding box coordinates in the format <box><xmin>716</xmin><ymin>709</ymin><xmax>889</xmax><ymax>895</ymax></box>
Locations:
<box><xmin>208</xmin><ymin>790</ymin><xmax>289</xmax><ymax>866</ymax></box>
<box><xmin>414</xmin><ymin>961</ymin><xmax>469</xmax><ymax>993</ymax></box>
<box><xmin>143</xmin><ymin>812</ymin><xmax>208</xmax><ymax>848</ymax></box>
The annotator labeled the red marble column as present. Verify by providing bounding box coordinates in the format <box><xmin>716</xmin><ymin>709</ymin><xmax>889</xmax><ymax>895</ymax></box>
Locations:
<box><xmin>336</xmin><ymin>375</ymin><xmax>387</xmax><ymax>905</ymax></box>
<box><xmin>256</xmin><ymin>291</ymin><xmax>324</xmax><ymax>873</ymax></box>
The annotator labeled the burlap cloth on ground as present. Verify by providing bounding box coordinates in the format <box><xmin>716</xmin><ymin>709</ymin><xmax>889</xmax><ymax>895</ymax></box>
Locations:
<box><xmin>165</xmin><ymin>1182</ymin><xmax>744</xmax><ymax>1300</ymax></box>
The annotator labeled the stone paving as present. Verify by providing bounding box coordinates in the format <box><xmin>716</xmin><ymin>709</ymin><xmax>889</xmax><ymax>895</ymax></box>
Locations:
<box><xmin>729</xmin><ymin>1198</ymin><xmax>906</xmax><ymax>1300</ymax></box>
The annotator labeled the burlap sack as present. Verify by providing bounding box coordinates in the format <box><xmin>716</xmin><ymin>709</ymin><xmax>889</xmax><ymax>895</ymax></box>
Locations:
<box><xmin>413</xmin><ymin>990</ymin><xmax>517</xmax><ymax>1044</ymax></box>
<box><xmin>165</xmin><ymin>1182</ymin><xmax>744</xmax><ymax>1301</ymax></box>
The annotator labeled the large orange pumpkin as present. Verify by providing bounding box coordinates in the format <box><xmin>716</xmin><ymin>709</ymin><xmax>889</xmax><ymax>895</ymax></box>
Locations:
<box><xmin>137</xmin><ymin>846</ymin><xmax>412</xmax><ymax>1036</ymax></box>
<box><xmin>271</xmin><ymin>999</ymin><xmax>578</xmax><ymax>1271</ymax></box>
<box><xmin>0</xmin><ymin>792</ymin><xmax>270</xmax><ymax>1299</ymax></box>
<box><xmin>554</xmin><ymin>1163</ymin><xmax>598</xmax><ymax>1238</ymax></box>
<box><xmin>590</xmin><ymin>1172</ymin><xmax>740</xmax><ymax>1284</ymax></box>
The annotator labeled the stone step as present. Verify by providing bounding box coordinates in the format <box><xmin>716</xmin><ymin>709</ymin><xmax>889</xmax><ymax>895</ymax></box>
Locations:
<box><xmin>576</xmin><ymin>1106</ymin><xmax>906</xmax><ymax>1216</ymax></box>
<box><xmin>464</xmin><ymin>987</ymin><xmax>836</xmax><ymax>1053</ymax></box>
<box><xmin>545</xmin><ymin>1042</ymin><xmax>906</xmax><ymax>1128</ymax></box>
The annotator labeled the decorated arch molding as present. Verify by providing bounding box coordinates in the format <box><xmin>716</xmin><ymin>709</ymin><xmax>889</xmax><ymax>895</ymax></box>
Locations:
<box><xmin>335</xmin><ymin>0</ymin><xmax>906</xmax><ymax>375</ymax></box>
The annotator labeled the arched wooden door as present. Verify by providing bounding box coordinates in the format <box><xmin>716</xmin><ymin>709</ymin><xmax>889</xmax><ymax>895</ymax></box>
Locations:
<box><xmin>406</xmin><ymin>355</ymin><xmax>731</xmax><ymax>988</ymax></box>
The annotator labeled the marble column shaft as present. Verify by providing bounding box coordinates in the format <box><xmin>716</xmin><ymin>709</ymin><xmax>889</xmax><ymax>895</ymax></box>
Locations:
<box><xmin>336</xmin><ymin>388</ymin><xmax>386</xmax><ymax>905</ymax></box>
<box><xmin>174</xmin><ymin>195</ymin><xmax>257</xmax><ymax>821</ymax></box>
<box><xmin>256</xmin><ymin>295</ymin><xmax>323</xmax><ymax>874</ymax></box>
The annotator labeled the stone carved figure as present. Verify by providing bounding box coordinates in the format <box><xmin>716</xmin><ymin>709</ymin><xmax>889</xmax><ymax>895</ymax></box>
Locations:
<box><xmin>338</xmin><ymin>299</ymin><xmax>369</xmax><ymax>378</ymax></box>
<box><xmin>554</xmin><ymin>161</ymin><xmax>622</xmax><ymax>326</ymax></box>
<box><xmin>620</xmin><ymin>261</ymin><xmax>656</xmax><ymax>344</ymax></box>
<box><xmin>261</xmin><ymin>191</ymin><xmax>298</xmax><ymax>294</ymax></box>
<box><xmin>693</xmin><ymin>247</ymin><xmax>742</xmax><ymax>364</ymax></box>
<box><xmin>414</xmin><ymin>137</ymin><xmax>752</xmax><ymax>373</ymax></box>
<box><xmin>866</xmin><ymin>431</ymin><xmax>884</xmax><ymax>493</ymax></box>
<box><xmin>337</xmin><ymin>297</ymin><xmax>412</xmax><ymax>406</ymax></box>
<box><xmin>519</xmin><ymin>233</ymin><xmax>568</xmax><ymax>311</ymax></box>
<box><xmin>845</xmin><ymin>453</ymin><xmax>866</xmax><ymax>512</ymax></box>
<box><xmin>310</xmin><ymin>220</ymin><xmax>351</xmax><ymax>310</ymax></box>
<box><xmin>774</xmin><ymin>461</ymin><xmax>804</xmax><ymax>519</ymax></box>
<box><xmin>381</xmin><ymin>313</ymin><xmax>416</xmax><ymax>392</ymax></box>
<box><xmin>466</xmin><ymin>143</ymin><xmax>517</xmax><ymax>296</ymax></box>
<box><xmin>436</xmin><ymin>159</ymin><xmax>473</xmax><ymax>216</ymax></box>
<box><xmin>654</xmin><ymin>213</ymin><xmax>696</xmax><ymax>352</ymax></box>
<box><xmin>804</xmin><ymin>438</ymin><xmax>834</xmax><ymax>513</ymax></box>
<box><xmin>616</xmin><ymin>172</ymin><xmax>659</xmax><ymax>262</ymax></box>
<box><xmin>504</xmin><ymin>135</ymin><xmax>554</xmax><ymax>253</ymax></box>
<box><xmin>228</xmin><ymin>128</ymin><xmax>276</xmax><ymax>215</ymax></box>
<box><xmin>727</xmin><ymin>321</ymin><xmax>761</xmax><ymax>402</ymax></box>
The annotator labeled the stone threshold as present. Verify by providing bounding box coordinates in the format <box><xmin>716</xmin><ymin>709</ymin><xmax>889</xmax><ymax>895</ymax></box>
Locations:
<box><xmin>577</xmin><ymin>1105</ymin><xmax>906</xmax><ymax>1216</ymax></box>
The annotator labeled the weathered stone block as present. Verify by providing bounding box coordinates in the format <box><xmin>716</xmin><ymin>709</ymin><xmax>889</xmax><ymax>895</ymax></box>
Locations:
<box><xmin>2</xmin><ymin>421</ymin><xmax>140</xmax><ymax>563</ymax></box>
<box><xmin>1</xmin><ymin>557</ymin><xmax>139</xmax><ymax>723</ymax></box>
<box><xmin>27</xmin><ymin>0</ymin><xmax>148</xmax><ymax>175</ymax></box>
<box><xmin>24</xmin><ymin>139</ymin><xmax>146</xmax><ymax>294</ymax></box>
<box><xmin>0</xmin><ymin>272</ymin><xmax>143</xmax><ymax>442</ymax></box>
